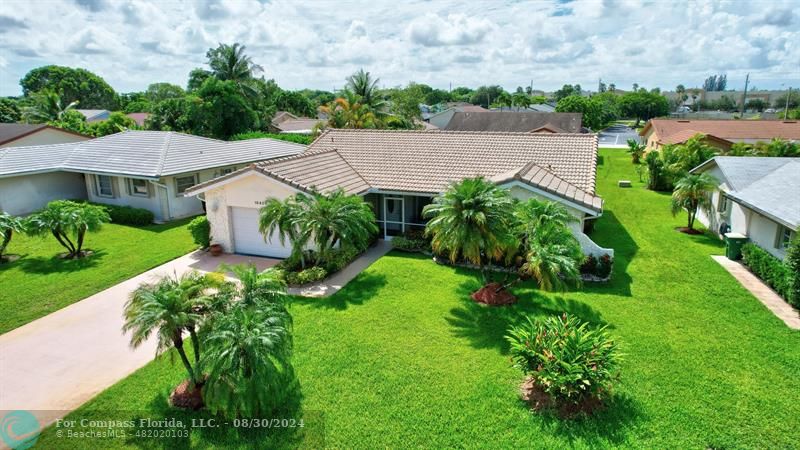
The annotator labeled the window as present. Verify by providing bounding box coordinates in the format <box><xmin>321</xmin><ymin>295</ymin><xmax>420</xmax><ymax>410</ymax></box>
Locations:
<box><xmin>717</xmin><ymin>193</ymin><xmax>729</xmax><ymax>213</ymax></box>
<box><xmin>175</xmin><ymin>175</ymin><xmax>197</xmax><ymax>195</ymax></box>
<box><xmin>95</xmin><ymin>175</ymin><xmax>114</xmax><ymax>197</ymax></box>
<box><xmin>220</xmin><ymin>167</ymin><xmax>236</xmax><ymax>176</ymax></box>
<box><xmin>776</xmin><ymin>226</ymin><xmax>795</xmax><ymax>251</ymax></box>
<box><xmin>128</xmin><ymin>178</ymin><xmax>149</xmax><ymax>197</ymax></box>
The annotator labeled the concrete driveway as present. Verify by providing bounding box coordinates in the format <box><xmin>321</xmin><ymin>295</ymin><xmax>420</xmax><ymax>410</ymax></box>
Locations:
<box><xmin>0</xmin><ymin>251</ymin><xmax>278</xmax><ymax>427</ymax></box>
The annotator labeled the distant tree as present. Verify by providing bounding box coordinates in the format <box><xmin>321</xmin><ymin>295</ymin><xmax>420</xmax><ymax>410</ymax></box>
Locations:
<box><xmin>187</xmin><ymin>68</ymin><xmax>212</xmax><ymax>92</ymax></box>
<box><xmin>553</xmin><ymin>84</ymin><xmax>581</xmax><ymax>102</ymax></box>
<box><xmin>86</xmin><ymin>112</ymin><xmax>137</xmax><ymax>137</ymax></box>
<box><xmin>275</xmin><ymin>90</ymin><xmax>316</xmax><ymax>117</ymax></box>
<box><xmin>525</xmin><ymin>86</ymin><xmax>533</xmax><ymax>95</ymax></box>
<box><xmin>632</xmin><ymin>83</ymin><xmax>639</xmax><ymax>92</ymax></box>
<box><xmin>671</xmin><ymin>173</ymin><xmax>718</xmax><ymax>231</ymax></box>
<box><xmin>195</xmin><ymin>78</ymin><xmax>259</xmax><ymax>139</ymax></box>
<box><xmin>20</xmin><ymin>65</ymin><xmax>118</xmax><ymax>109</ymax></box>
<box><xmin>703</xmin><ymin>74</ymin><xmax>727</xmax><ymax>91</ymax></box>
<box><xmin>320</xmin><ymin>93</ymin><xmax>380</xmax><ymax>129</ymax></box>
<box><xmin>345</xmin><ymin>69</ymin><xmax>386</xmax><ymax>113</ymax></box>
<box><xmin>0</xmin><ymin>98</ymin><xmax>21</xmax><ymax>123</ymax></box>
<box><xmin>745</xmin><ymin>98</ymin><xmax>767</xmax><ymax>112</ymax></box>
<box><xmin>22</xmin><ymin>90</ymin><xmax>79</xmax><ymax>123</ymax></box>
<box><xmin>618</xmin><ymin>90</ymin><xmax>670</xmax><ymax>126</ymax></box>
<box><xmin>712</xmin><ymin>95</ymin><xmax>737</xmax><ymax>111</ymax></box>
<box><xmin>556</xmin><ymin>95</ymin><xmax>604</xmax><ymax>130</ymax></box>
<box><xmin>608</xmin><ymin>83</ymin><xmax>616</xmax><ymax>92</ymax></box>
<box><xmin>390</xmin><ymin>83</ymin><xmax>426</xmax><ymax>121</ymax></box>
<box><xmin>122</xmin><ymin>99</ymin><xmax>152</xmax><ymax>114</ymax></box>
<box><xmin>206</xmin><ymin>43</ymin><xmax>263</xmax><ymax>98</ymax></box>
<box><xmin>450</xmin><ymin>86</ymin><xmax>473</xmax><ymax>103</ymax></box>
<box><xmin>297</xmin><ymin>89</ymin><xmax>335</xmax><ymax>108</ymax></box>
<box><xmin>424</xmin><ymin>88</ymin><xmax>451</xmax><ymax>106</ymax></box>
<box><xmin>773</xmin><ymin>91</ymin><xmax>799</xmax><ymax>109</ymax></box>
<box><xmin>146</xmin><ymin>96</ymin><xmax>202</xmax><ymax>132</ymax></box>
<box><xmin>48</xmin><ymin>109</ymin><xmax>88</xmax><ymax>135</ymax></box>
<box><xmin>493</xmin><ymin>91</ymin><xmax>513</xmax><ymax>108</ymax></box>
<box><xmin>598</xmin><ymin>81</ymin><xmax>607</xmax><ymax>92</ymax></box>
<box><xmin>512</xmin><ymin>92</ymin><xmax>532</xmax><ymax>111</ymax></box>
<box><xmin>470</xmin><ymin>85</ymin><xmax>506</xmax><ymax>108</ymax></box>
<box><xmin>145</xmin><ymin>83</ymin><xmax>185</xmax><ymax>104</ymax></box>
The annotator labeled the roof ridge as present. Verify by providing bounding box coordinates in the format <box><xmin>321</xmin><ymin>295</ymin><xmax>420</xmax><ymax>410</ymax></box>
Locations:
<box><xmin>321</xmin><ymin>128</ymin><xmax>595</xmax><ymax>137</ymax></box>
<box><xmin>335</xmin><ymin>149</ymin><xmax>371</xmax><ymax>190</ymax></box>
<box><xmin>157</xmin><ymin>131</ymin><xmax>172</xmax><ymax>174</ymax></box>
<box><xmin>257</xmin><ymin>147</ymin><xmax>338</xmax><ymax>167</ymax></box>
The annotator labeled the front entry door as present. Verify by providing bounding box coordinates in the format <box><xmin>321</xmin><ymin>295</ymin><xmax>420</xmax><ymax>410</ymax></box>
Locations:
<box><xmin>384</xmin><ymin>197</ymin><xmax>404</xmax><ymax>239</ymax></box>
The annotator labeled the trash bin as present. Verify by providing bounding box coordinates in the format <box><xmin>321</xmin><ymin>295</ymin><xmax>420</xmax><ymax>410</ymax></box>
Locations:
<box><xmin>724</xmin><ymin>232</ymin><xmax>748</xmax><ymax>260</ymax></box>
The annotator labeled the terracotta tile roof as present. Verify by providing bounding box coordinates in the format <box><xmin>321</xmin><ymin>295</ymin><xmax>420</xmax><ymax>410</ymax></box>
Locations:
<box><xmin>443</xmin><ymin>112</ymin><xmax>584</xmax><ymax>133</ymax></box>
<box><xmin>642</xmin><ymin>119</ymin><xmax>800</xmax><ymax>141</ymax></box>
<box><xmin>659</xmin><ymin>129</ymin><xmax>732</xmax><ymax>146</ymax></box>
<box><xmin>274</xmin><ymin>118</ymin><xmax>324</xmax><ymax>133</ymax></box>
<box><xmin>126</xmin><ymin>113</ymin><xmax>150</xmax><ymax>126</ymax></box>
<box><xmin>209</xmin><ymin>129</ymin><xmax>600</xmax><ymax>212</ymax></box>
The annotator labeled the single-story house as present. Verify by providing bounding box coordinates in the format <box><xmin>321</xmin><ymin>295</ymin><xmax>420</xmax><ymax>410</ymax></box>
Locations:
<box><xmin>443</xmin><ymin>111</ymin><xmax>585</xmax><ymax>133</ymax></box>
<box><xmin>185</xmin><ymin>129</ymin><xmax>612</xmax><ymax>259</ymax></box>
<box><xmin>691</xmin><ymin>156</ymin><xmax>799</xmax><ymax>260</ymax></box>
<box><xmin>0</xmin><ymin>123</ymin><xmax>90</xmax><ymax>148</ymax></box>
<box><xmin>269</xmin><ymin>111</ymin><xmax>324</xmax><ymax>135</ymax></box>
<box><xmin>0</xmin><ymin>131</ymin><xmax>305</xmax><ymax>218</ymax></box>
<box><xmin>491</xmin><ymin>104</ymin><xmax>557</xmax><ymax>113</ymax></box>
<box><xmin>640</xmin><ymin>119</ymin><xmax>800</xmax><ymax>150</ymax></box>
<box><xmin>126</xmin><ymin>113</ymin><xmax>150</xmax><ymax>127</ymax></box>
<box><xmin>427</xmin><ymin>104</ymin><xmax>489</xmax><ymax>129</ymax></box>
<box><xmin>75</xmin><ymin>109</ymin><xmax>111</xmax><ymax>122</ymax></box>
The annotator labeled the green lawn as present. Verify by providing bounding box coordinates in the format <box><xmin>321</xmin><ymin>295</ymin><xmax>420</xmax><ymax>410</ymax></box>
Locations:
<box><xmin>35</xmin><ymin>149</ymin><xmax>800</xmax><ymax>449</ymax></box>
<box><xmin>0</xmin><ymin>218</ymin><xmax>196</xmax><ymax>334</ymax></box>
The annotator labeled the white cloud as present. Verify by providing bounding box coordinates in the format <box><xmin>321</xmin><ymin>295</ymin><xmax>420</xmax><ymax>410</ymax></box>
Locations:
<box><xmin>0</xmin><ymin>0</ymin><xmax>797</xmax><ymax>96</ymax></box>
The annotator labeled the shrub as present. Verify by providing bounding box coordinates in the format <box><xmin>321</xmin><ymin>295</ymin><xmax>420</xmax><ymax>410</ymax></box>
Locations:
<box><xmin>507</xmin><ymin>314</ymin><xmax>622</xmax><ymax>408</ymax></box>
<box><xmin>230</xmin><ymin>131</ymin><xmax>313</xmax><ymax>145</ymax></box>
<box><xmin>284</xmin><ymin>266</ymin><xmax>327</xmax><ymax>285</ymax></box>
<box><xmin>786</xmin><ymin>237</ymin><xmax>800</xmax><ymax>307</ymax></box>
<box><xmin>597</xmin><ymin>254</ymin><xmax>613</xmax><ymax>278</ymax></box>
<box><xmin>742</xmin><ymin>243</ymin><xmax>791</xmax><ymax>300</ymax></box>
<box><xmin>323</xmin><ymin>247</ymin><xmax>360</xmax><ymax>273</ymax></box>
<box><xmin>94</xmin><ymin>203</ymin><xmax>154</xmax><ymax>226</ymax></box>
<box><xmin>392</xmin><ymin>236</ymin><xmax>428</xmax><ymax>252</ymax></box>
<box><xmin>187</xmin><ymin>216</ymin><xmax>211</xmax><ymax>249</ymax></box>
<box><xmin>579</xmin><ymin>255</ymin><xmax>598</xmax><ymax>275</ymax></box>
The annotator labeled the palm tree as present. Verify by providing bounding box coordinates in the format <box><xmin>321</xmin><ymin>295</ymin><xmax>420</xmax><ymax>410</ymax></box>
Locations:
<box><xmin>0</xmin><ymin>211</ymin><xmax>24</xmax><ymax>262</ymax></box>
<box><xmin>671</xmin><ymin>173</ymin><xmax>718</xmax><ymax>231</ymax></box>
<box><xmin>206</xmin><ymin>43</ymin><xmax>263</xmax><ymax>98</ymax></box>
<box><xmin>219</xmin><ymin>264</ymin><xmax>288</xmax><ymax>307</ymax></box>
<box><xmin>320</xmin><ymin>94</ymin><xmax>380</xmax><ymax>129</ymax></box>
<box><xmin>259</xmin><ymin>196</ymin><xmax>309</xmax><ymax>268</ymax></box>
<box><xmin>25</xmin><ymin>200</ymin><xmax>110</xmax><ymax>259</ymax></box>
<box><xmin>201</xmin><ymin>302</ymin><xmax>294</xmax><ymax>418</ymax></box>
<box><xmin>423</xmin><ymin>177</ymin><xmax>518</xmax><ymax>283</ymax></box>
<box><xmin>626</xmin><ymin>138</ymin><xmax>646</xmax><ymax>164</ymax></box>
<box><xmin>515</xmin><ymin>199</ymin><xmax>582</xmax><ymax>292</ymax></box>
<box><xmin>122</xmin><ymin>271</ymin><xmax>222</xmax><ymax>386</ymax></box>
<box><xmin>345</xmin><ymin>69</ymin><xmax>386</xmax><ymax>111</ymax></box>
<box><xmin>259</xmin><ymin>189</ymin><xmax>378</xmax><ymax>266</ymax></box>
<box><xmin>22</xmin><ymin>90</ymin><xmax>79</xmax><ymax>123</ymax></box>
<box><xmin>295</xmin><ymin>190</ymin><xmax>378</xmax><ymax>263</ymax></box>
<box><xmin>512</xmin><ymin>92</ymin><xmax>531</xmax><ymax>111</ymax></box>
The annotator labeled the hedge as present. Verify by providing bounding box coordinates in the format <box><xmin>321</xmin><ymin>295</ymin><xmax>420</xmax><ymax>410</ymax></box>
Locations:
<box><xmin>741</xmin><ymin>243</ymin><xmax>792</xmax><ymax>302</ymax></box>
<box><xmin>92</xmin><ymin>203</ymin><xmax>154</xmax><ymax>226</ymax></box>
<box><xmin>187</xmin><ymin>216</ymin><xmax>211</xmax><ymax>249</ymax></box>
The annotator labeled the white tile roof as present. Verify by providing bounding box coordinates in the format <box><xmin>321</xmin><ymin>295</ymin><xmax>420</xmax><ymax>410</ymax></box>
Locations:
<box><xmin>0</xmin><ymin>131</ymin><xmax>305</xmax><ymax>178</ymax></box>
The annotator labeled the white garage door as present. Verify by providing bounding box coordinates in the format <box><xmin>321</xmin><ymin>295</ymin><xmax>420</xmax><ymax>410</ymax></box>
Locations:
<box><xmin>230</xmin><ymin>207</ymin><xmax>292</xmax><ymax>258</ymax></box>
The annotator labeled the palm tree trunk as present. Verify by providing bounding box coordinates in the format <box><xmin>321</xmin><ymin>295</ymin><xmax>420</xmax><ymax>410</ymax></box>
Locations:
<box><xmin>172</xmin><ymin>333</ymin><xmax>197</xmax><ymax>386</ymax></box>
<box><xmin>189</xmin><ymin>327</ymin><xmax>201</xmax><ymax>364</ymax></box>
<box><xmin>76</xmin><ymin>226</ymin><xmax>86</xmax><ymax>256</ymax></box>
<box><xmin>52</xmin><ymin>229</ymin><xmax>75</xmax><ymax>255</ymax></box>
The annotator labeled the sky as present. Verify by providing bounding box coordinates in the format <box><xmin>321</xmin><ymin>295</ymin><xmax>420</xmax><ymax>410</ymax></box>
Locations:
<box><xmin>0</xmin><ymin>0</ymin><xmax>798</xmax><ymax>97</ymax></box>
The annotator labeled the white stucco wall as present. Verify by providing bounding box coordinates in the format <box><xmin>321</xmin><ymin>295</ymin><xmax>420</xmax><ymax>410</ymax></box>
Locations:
<box><xmin>0</xmin><ymin>172</ymin><xmax>87</xmax><ymax>215</ymax></box>
<box><xmin>202</xmin><ymin>171</ymin><xmax>301</xmax><ymax>252</ymax></box>
<box><xmin>695</xmin><ymin>165</ymin><xmax>730</xmax><ymax>235</ymax></box>
<box><xmin>747</xmin><ymin>210</ymin><xmax>789</xmax><ymax>260</ymax></box>
<box><xmin>1</xmin><ymin>128</ymin><xmax>89</xmax><ymax>148</ymax></box>
<box><xmin>85</xmin><ymin>174</ymin><xmax>168</xmax><ymax>221</ymax></box>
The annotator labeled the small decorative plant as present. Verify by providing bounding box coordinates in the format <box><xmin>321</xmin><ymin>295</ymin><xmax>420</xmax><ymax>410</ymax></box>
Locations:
<box><xmin>597</xmin><ymin>254</ymin><xmax>613</xmax><ymax>278</ymax></box>
<box><xmin>579</xmin><ymin>255</ymin><xmax>598</xmax><ymax>275</ymax></box>
<box><xmin>506</xmin><ymin>314</ymin><xmax>622</xmax><ymax>416</ymax></box>
<box><xmin>187</xmin><ymin>216</ymin><xmax>211</xmax><ymax>249</ymax></box>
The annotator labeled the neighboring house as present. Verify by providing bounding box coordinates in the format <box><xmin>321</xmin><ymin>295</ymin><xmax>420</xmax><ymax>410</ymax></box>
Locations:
<box><xmin>0</xmin><ymin>131</ymin><xmax>305</xmax><ymax>218</ymax></box>
<box><xmin>75</xmin><ymin>109</ymin><xmax>111</xmax><ymax>122</ymax></box>
<box><xmin>126</xmin><ymin>113</ymin><xmax>150</xmax><ymax>127</ymax></box>
<box><xmin>427</xmin><ymin>104</ymin><xmax>489</xmax><ymax>129</ymax></box>
<box><xmin>442</xmin><ymin>111</ymin><xmax>584</xmax><ymax>133</ymax></box>
<box><xmin>185</xmin><ymin>129</ymin><xmax>612</xmax><ymax>259</ymax></box>
<box><xmin>491</xmin><ymin>104</ymin><xmax>557</xmax><ymax>113</ymax></box>
<box><xmin>691</xmin><ymin>156</ymin><xmax>799</xmax><ymax>260</ymax></box>
<box><xmin>640</xmin><ymin>119</ymin><xmax>800</xmax><ymax>150</ymax></box>
<box><xmin>269</xmin><ymin>111</ymin><xmax>323</xmax><ymax>135</ymax></box>
<box><xmin>0</xmin><ymin>124</ymin><xmax>90</xmax><ymax>148</ymax></box>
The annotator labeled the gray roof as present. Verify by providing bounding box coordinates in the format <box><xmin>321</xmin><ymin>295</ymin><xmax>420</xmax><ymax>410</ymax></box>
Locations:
<box><xmin>0</xmin><ymin>130</ymin><xmax>306</xmax><ymax>179</ymax></box>
<box><xmin>75</xmin><ymin>109</ymin><xmax>110</xmax><ymax>121</ymax></box>
<box><xmin>0</xmin><ymin>123</ymin><xmax>88</xmax><ymax>145</ymax></box>
<box><xmin>443</xmin><ymin>111</ymin><xmax>584</xmax><ymax>133</ymax></box>
<box><xmin>692</xmin><ymin>156</ymin><xmax>800</xmax><ymax>229</ymax></box>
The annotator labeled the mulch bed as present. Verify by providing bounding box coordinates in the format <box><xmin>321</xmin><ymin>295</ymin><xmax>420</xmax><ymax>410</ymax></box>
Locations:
<box><xmin>170</xmin><ymin>379</ymin><xmax>205</xmax><ymax>410</ymax></box>
<box><xmin>520</xmin><ymin>377</ymin><xmax>604</xmax><ymax>418</ymax></box>
<box><xmin>57</xmin><ymin>250</ymin><xmax>95</xmax><ymax>260</ymax></box>
<box><xmin>675</xmin><ymin>227</ymin><xmax>703</xmax><ymax>235</ymax></box>
<box><xmin>471</xmin><ymin>283</ymin><xmax>517</xmax><ymax>306</ymax></box>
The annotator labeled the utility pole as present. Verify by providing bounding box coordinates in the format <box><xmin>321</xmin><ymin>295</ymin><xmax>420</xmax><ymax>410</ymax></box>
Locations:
<box><xmin>740</xmin><ymin>73</ymin><xmax>749</xmax><ymax>116</ymax></box>
<box><xmin>530</xmin><ymin>79</ymin><xmax>533</xmax><ymax>94</ymax></box>
<box><xmin>786</xmin><ymin>87</ymin><xmax>792</xmax><ymax>119</ymax></box>
<box><xmin>449</xmin><ymin>81</ymin><xmax>452</xmax><ymax>93</ymax></box>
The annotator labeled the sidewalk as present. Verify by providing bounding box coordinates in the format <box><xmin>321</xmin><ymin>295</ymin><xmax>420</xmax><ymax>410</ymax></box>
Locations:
<box><xmin>712</xmin><ymin>255</ymin><xmax>800</xmax><ymax>330</ymax></box>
